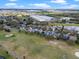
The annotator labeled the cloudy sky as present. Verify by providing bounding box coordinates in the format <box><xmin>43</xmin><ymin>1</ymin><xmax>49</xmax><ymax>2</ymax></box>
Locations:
<box><xmin>0</xmin><ymin>0</ymin><xmax>79</xmax><ymax>9</ymax></box>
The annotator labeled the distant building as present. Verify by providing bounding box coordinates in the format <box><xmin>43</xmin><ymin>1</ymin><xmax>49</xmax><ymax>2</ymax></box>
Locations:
<box><xmin>59</xmin><ymin>17</ymin><xmax>77</xmax><ymax>24</ymax></box>
<box><xmin>30</xmin><ymin>15</ymin><xmax>56</xmax><ymax>22</ymax></box>
<box><xmin>29</xmin><ymin>15</ymin><xmax>56</xmax><ymax>25</ymax></box>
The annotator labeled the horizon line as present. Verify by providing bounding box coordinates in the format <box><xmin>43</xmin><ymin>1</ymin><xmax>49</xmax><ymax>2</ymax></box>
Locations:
<box><xmin>0</xmin><ymin>8</ymin><xmax>79</xmax><ymax>10</ymax></box>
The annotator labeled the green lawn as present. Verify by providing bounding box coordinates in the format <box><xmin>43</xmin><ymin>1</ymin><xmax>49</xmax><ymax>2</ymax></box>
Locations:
<box><xmin>0</xmin><ymin>31</ymin><xmax>14</xmax><ymax>59</ymax></box>
<box><xmin>0</xmin><ymin>30</ymin><xmax>79</xmax><ymax>59</ymax></box>
<box><xmin>0</xmin><ymin>49</ymin><xmax>13</xmax><ymax>59</ymax></box>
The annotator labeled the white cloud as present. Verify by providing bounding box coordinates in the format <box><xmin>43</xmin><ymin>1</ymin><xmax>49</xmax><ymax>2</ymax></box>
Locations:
<box><xmin>68</xmin><ymin>5</ymin><xmax>78</xmax><ymax>9</ymax></box>
<box><xmin>9</xmin><ymin>0</ymin><xmax>17</xmax><ymax>2</ymax></box>
<box><xmin>51</xmin><ymin>0</ymin><xmax>67</xmax><ymax>4</ymax></box>
<box><xmin>5</xmin><ymin>3</ymin><xmax>16</xmax><ymax>6</ymax></box>
<box><xmin>30</xmin><ymin>3</ymin><xmax>52</xmax><ymax>9</ymax></box>
<box><xmin>5</xmin><ymin>2</ymin><xmax>25</xmax><ymax>8</ymax></box>
<box><xmin>14</xmin><ymin>5</ymin><xmax>25</xmax><ymax>8</ymax></box>
<box><xmin>61</xmin><ymin>4</ymin><xmax>78</xmax><ymax>9</ymax></box>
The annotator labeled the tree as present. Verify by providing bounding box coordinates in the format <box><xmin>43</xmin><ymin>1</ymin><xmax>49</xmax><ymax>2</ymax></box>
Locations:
<box><xmin>62</xmin><ymin>19</ymin><xmax>66</xmax><ymax>23</ymax></box>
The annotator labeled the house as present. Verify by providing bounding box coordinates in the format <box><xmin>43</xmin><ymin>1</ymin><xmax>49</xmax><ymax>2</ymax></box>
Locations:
<box><xmin>29</xmin><ymin>15</ymin><xmax>56</xmax><ymax>25</ymax></box>
<box><xmin>30</xmin><ymin>15</ymin><xmax>55</xmax><ymax>22</ymax></box>
<box><xmin>69</xmin><ymin>18</ymin><xmax>79</xmax><ymax>24</ymax></box>
<box><xmin>59</xmin><ymin>17</ymin><xmax>75</xmax><ymax>23</ymax></box>
<box><xmin>30</xmin><ymin>15</ymin><xmax>56</xmax><ymax>22</ymax></box>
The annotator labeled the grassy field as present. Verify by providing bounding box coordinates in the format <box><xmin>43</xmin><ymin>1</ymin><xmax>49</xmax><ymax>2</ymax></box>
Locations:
<box><xmin>0</xmin><ymin>30</ymin><xmax>79</xmax><ymax>59</ymax></box>
<box><xmin>0</xmin><ymin>31</ymin><xmax>14</xmax><ymax>59</ymax></box>
<box><xmin>49</xmin><ymin>23</ymin><xmax>79</xmax><ymax>26</ymax></box>
<box><xmin>0</xmin><ymin>48</ymin><xmax>13</xmax><ymax>59</ymax></box>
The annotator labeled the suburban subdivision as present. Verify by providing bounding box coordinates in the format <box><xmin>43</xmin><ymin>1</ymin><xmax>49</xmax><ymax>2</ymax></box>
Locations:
<box><xmin>0</xmin><ymin>9</ymin><xmax>79</xmax><ymax>59</ymax></box>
